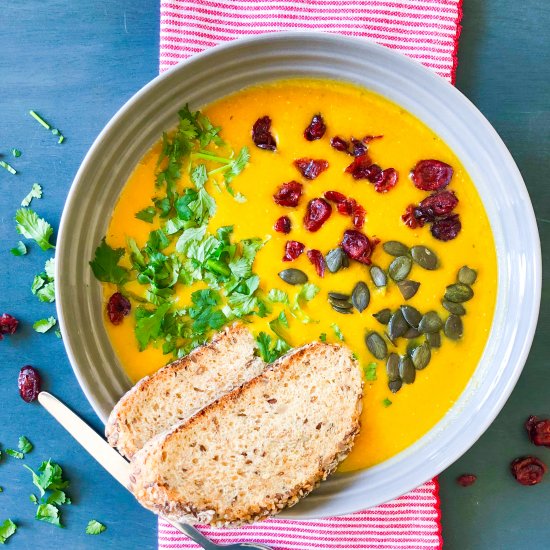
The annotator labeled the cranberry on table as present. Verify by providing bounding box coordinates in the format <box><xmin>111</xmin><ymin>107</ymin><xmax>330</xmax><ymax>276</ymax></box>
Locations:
<box><xmin>411</xmin><ymin>159</ymin><xmax>454</xmax><ymax>191</ymax></box>
<box><xmin>252</xmin><ymin>116</ymin><xmax>277</xmax><ymax>151</ymax></box>
<box><xmin>456</xmin><ymin>474</ymin><xmax>477</xmax><ymax>487</ymax></box>
<box><xmin>0</xmin><ymin>313</ymin><xmax>19</xmax><ymax>340</ymax></box>
<box><xmin>510</xmin><ymin>456</ymin><xmax>547</xmax><ymax>486</ymax></box>
<box><xmin>525</xmin><ymin>415</ymin><xmax>550</xmax><ymax>447</ymax></box>
<box><xmin>107</xmin><ymin>292</ymin><xmax>131</xmax><ymax>325</ymax></box>
<box><xmin>303</xmin><ymin>198</ymin><xmax>332</xmax><ymax>232</ymax></box>
<box><xmin>303</xmin><ymin>114</ymin><xmax>326</xmax><ymax>141</ymax></box>
<box><xmin>273</xmin><ymin>181</ymin><xmax>303</xmax><ymax>207</ymax></box>
<box><xmin>341</xmin><ymin>229</ymin><xmax>378</xmax><ymax>265</ymax></box>
<box><xmin>293</xmin><ymin>158</ymin><xmax>329</xmax><ymax>180</ymax></box>
<box><xmin>282</xmin><ymin>240</ymin><xmax>305</xmax><ymax>262</ymax></box>
<box><xmin>307</xmin><ymin>249</ymin><xmax>326</xmax><ymax>277</ymax></box>
<box><xmin>18</xmin><ymin>365</ymin><xmax>41</xmax><ymax>403</ymax></box>
<box><xmin>274</xmin><ymin>216</ymin><xmax>291</xmax><ymax>234</ymax></box>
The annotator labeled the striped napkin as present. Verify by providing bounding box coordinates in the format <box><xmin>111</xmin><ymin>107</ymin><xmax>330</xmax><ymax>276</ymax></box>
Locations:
<box><xmin>158</xmin><ymin>1</ymin><xmax>462</xmax><ymax>548</ymax></box>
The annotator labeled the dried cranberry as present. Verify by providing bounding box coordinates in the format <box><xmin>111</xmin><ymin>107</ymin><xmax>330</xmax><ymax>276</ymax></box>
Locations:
<box><xmin>341</xmin><ymin>229</ymin><xmax>378</xmax><ymax>265</ymax></box>
<box><xmin>303</xmin><ymin>198</ymin><xmax>332</xmax><ymax>232</ymax></box>
<box><xmin>525</xmin><ymin>416</ymin><xmax>550</xmax><ymax>447</ymax></box>
<box><xmin>337</xmin><ymin>198</ymin><xmax>356</xmax><ymax>216</ymax></box>
<box><xmin>330</xmin><ymin>136</ymin><xmax>350</xmax><ymax>152</ymax></box>
<box><xmin>352</xmin><ymin>204</ymin><xmax>366</xmax><ymax>229</ymax></box>
<box><xmin>304</xmin><ymin>114</ymin><xmax>326</xmax><ymax>141</ymax></box>
<box><xmin>457</xmin><ymin>474</ymin><xmax>477</xmax><ymax>487</ymax></box>
<box><xmin>411</xmin><ymin>159</ymin><xmax>453</xmax><ymax>191</ymax></box>
<box><xmin>252</xmin><ymin>116</ymin><xmax>277</xmax><ymax>151</ymax></box>
<box><xmin>402</xmin><ymin>204</ymin><xmax>422</xmax><ymax>229</ymax></box>
<box><xmin>373</xmin><ymin>168</ymin><xmax>398</xmax><ymax>193</ymax></box>
<box><xmin>324</xmin><ymin>190</ymin><xmax>347</xmax><ymax>203</ymax></box>
<box><xmin>345</xmin><ymin>154</ymin><xmax>378</xmax><ymax>180</ymax></box>
<box><xmin>351</xmin><ymin>138</ymin><xmax>368</xmax><ymax>157</ymax></box>
<box><xmin>273</xmin><ymin>181</ymin><xmax>303</xmax><ymax>207</ymax></box>
<box><xmin>419</xmin><ymin>190</ymin><xmax>458</xmax><ymax>218</ymax></box>
<box><xmin>18</xmin><ymin>365</ymin><xmax>41</xmax><ymax>403</ymax></box>
<box><xmin>107</xmin><ymin>292</ymin><xmax>131</xmax><ymax>325</ymax></box>
<box><xmin>274</xmin><ymin>216</ymin><xmax>291</xmax><ymax>234</ymax></box>
<box><xmin>511</xmin><ymin>456</ymin><xmax>547</xmax><ymax>486</ymax></box>
<box><xmin>307</xmin><ymin>249</ymin><xmax>326</xmax><ymax>277</ymax></box>
<box><xmin>294</xmin><ymin>158</ymin><xmax>329</xmax><ymax>180</ymax></box>
<box><xmin>0</xmin><ymin>313</ymin><xmax>19</xmax><ymax>340</ymax></box>
<box><xmin>431</xmin><ymin>214</ymin><xmax>462</xmax><ymax>241</ymax></box>
<box><xmin>282</xmin><ymin>240</ymin><xmax>305</xmax><ymax>262</ymax></box>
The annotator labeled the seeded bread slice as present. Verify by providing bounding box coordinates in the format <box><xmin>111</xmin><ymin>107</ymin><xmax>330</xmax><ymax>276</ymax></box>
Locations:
<box><xmin>106</xmin><ymin>324</ymin><xmax>264</xmax><ymax>459</ymax></box>
<box><xmin>128</xmin><ymin>342</ymin><xmax>363</xmax><ymax>527</ymax></box>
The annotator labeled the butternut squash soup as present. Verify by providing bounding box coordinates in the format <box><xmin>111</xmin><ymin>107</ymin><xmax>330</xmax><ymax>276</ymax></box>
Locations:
<box><xmin>93</xmin><ymin>79</ymin><xmax>497</xmax><ymax>471</ymax></box>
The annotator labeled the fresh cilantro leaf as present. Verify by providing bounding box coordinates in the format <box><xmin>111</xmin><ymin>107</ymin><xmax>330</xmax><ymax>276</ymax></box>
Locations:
<box><xmin>154</xmin><ymin>196</ymin><xmax>172</xmax><ymax>218</ymax></box>
<box><xmin>55</xmin><ymin>329</ymin><xmax>61</xmax><ymax>339</ymax></box>
<box><xmin>36</xmin><ymin>503</ymin><xmax>61</xmax><ymax>527</ymax></box>
<box><xmin>5</xmin><ymin>449</ymin><xmax>23</xmax><ymax>460</ymax></box>
<box><xmin>146</xmin><ymin>229</ymin><xmax>170</xmax><ymax>252</ymax></box>
<box><xmin>33</xmin><ymin>317</ymin><xmax>56</xmax><ymax>334</ymax></box>
<box><xmin>10</xmin><ymin>241</ymin><xmax>27</xmax><ymax>256</ymax></box>
<box><xmin>268</xmin><ymin>289</ymin><xmax>289</xmax><ymax>305</ymax></box>
<box><xmin>32</xmin><ymin>274</ymin><xmax>47</xmax><ymax>294</ymax></box>
<box><xmin>21</xmin><ymin>183</ymin><xmax>43</xmax><ymax>207</ymax></box>
<box><xmin>224</xmin><ymin>146</ymin><xmax>250</xmax><ymax>184</ymax></box>
<box><xmin>30</xmin><ymin>494</ymin><xmax>38</xmax><ymax>504</ymax></box>
<box><xmin>164</xmin><ymin>217</ymin><xmax>186</xmax><ymax>235</ymax></box>
<box><xmin>86</xmin><ymin>520</ymin><xmax>106</xmax><ymax>535</ymax></box>
<box><xmin>15</xmin><ymin>208</ymin><xmax>55</xmax><ymax>251</ymax></box>
<box><xmin>174</xmin><ymin>189</ymin><xmax>197</xmax><ymax>221</ymax></box>
<box><xmin>269</xmin><ymin>311</ymin><xmax>290</xmax><ymax>343</ymax></box>
<box><xmin>24</xmin><ymin>460</ymin><xmax>70</xmax><ymax>499</ymax></box>
<box><xmin>196</xmin><ymin>112</ymin><xmax>223</xmax><ymax>148</ymax></box>
<box><xmin>255</xmin><ymin>332</ymin><xmax>289</xmax><ymax>363</ymax></box>
<box><xmin>191</xmin><ymin>164</ymin><xmax>208</xmax><ymax>189</ymax></box>
<box><xmin>0</xmin><ymin>519</ymin><xmax>17</xmax><ymax>544</ymax></box>
<box><xmin>175</xmin><ymin>226</ymin><xmax>207</xmax><ymax>254</ymax></box>
<box><xmin>135</xmin><ymin>206</ymin><xmax>156</xmax><ymax>223</ymax></box>
<box><xmin>134</xmin><ymin>302</ymin><xmax>171</xmax><ymax>351</ymax></box>
<box><xmin>363</xmin><ymin>362</ymin><xmax>378</xmax><ymax>381</ymax></box>
<box><xmin>44</xmin><ymin>257</ymin><xmax>55</xmax><ymax>279</ymax></box>
<box><xmin>296</xmin><ymin>283</ymin><xmax>320</xmax><ymax>302</ymax></box>
<box><xmin>90</xmin><ymin>238</ymin><xmax>129</xmax><ymax>285</ymax></box>
<box><xmin>319</xmin><ymin>332</ymin><xmax>327</xmax><ymax>342</ymax></box>
<box><xmin>331</xmin><ymin>323</ymin><xmax>344</xmax><ymax>341</ymax></box>
<box><xmin>18</xmin><ymin>436</ymin><xmax>33</xmax><ymax>454</ymax></box>
<box><xmin>382</xmin><ymin>398</ymin><xmax>393</xmax><ymax>408</ymax></box>
<box><xmin>37</xmin><ymin>282</ymin><xmax>55</xmax><ymax>303</ymax></box>
<box><xmin>46</xmin><ymin>490</ymin><xmax>68</xmax><ymax>506</ymax></box>
<box><xmin>189</xmin><ymin>188</ymin><xmax>216</xmax><ymax>224</ymax></box>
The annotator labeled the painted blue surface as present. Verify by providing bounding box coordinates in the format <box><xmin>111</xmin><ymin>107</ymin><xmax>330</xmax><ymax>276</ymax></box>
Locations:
<box><xmin>0</xmin><ymin>1</ymin><xmax>548</xmax><ymax>549</ymax></box>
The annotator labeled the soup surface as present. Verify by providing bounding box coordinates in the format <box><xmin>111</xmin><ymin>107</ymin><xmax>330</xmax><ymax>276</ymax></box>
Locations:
<box><xmin>100</xmin><ymin>80</ymin><xmax>497</xmax><ymax>471</ymax></box>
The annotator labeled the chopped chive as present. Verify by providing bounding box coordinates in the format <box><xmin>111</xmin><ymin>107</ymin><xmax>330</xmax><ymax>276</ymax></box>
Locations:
<box><xmin>0</xmin><ymin>160</ymin><xmax>17</xmax><ymax>175</ymax></box>
<box><xmin>29</xmin><ymin>110</ymin><xmax>51</xmax><ymax>129</ymax></box>
<box><xmin>51</xmin><ymin>128</ymin><xmax>59</xmax><ymax>135</ymax></box>
<box><xmin>11</xmin><ymin>148</ymin><xmax>21</xmax><ymax>158</ymax></box>
<box><xmin>58</xmin><ymin>135</ymin><xmax>65</xmax><ymax>144</ymax></box>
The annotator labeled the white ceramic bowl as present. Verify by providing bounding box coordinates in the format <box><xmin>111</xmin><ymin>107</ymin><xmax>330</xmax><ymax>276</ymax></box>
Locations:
<box><xmin>56</xmin><ymin>32</ymin><xmax>541</xmax><ymax>518</ymax></box>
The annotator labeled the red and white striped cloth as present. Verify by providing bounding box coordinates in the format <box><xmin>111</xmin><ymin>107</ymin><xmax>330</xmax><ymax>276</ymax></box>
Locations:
<box><xmin>159</xmin><ymin>1</ymin><xmax>462</xmax><ymax>547</ymax></box>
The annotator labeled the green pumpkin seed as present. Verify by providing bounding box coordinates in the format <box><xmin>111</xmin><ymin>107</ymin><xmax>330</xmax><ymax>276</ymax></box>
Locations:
<box><xmin>331</xmin><ymin>304</ymin><xmax>353</xmax><ymax>314</ymax></box>
<box><xmin>397</xmin><ymin>279</ymin><xmax>420</xmax><ymax>300</ymax></box>
<box><xmin>418</xmin><ymin>311</ymin><xmax>443</xmax><ymax>333</ymax></box>
<box><xmin>412</xmin><ymin>342</ymin><xmax>431</xmax><ymax>370</ymax></box>
<box><xmin>426</xmin><ymin>332</ymin><xmax>441</xmax><ymax>348</ymax></box>
<box><xmin>400</xmin><ymin>305</ymin><xmax>422</xmax><ymax>328</ymax></box>
<box><xmin>388</xmin><ymin>309</ymin><xmax>408</xmax><ymax>340</ymax></box>
<box><xmin>444</xmin><ymin>314</ymin><xmax>463</xmax><ymax>340</ymax></box>
<box><xmin>383</xmin><ymin>241</ymin><xmax>410</xmax><ymax>257</ymax></box>
<box><xmin>328</xmin><ymin>292</ymin><xmax>350</xmax><ymax>301</ymax></box>
<box><xmin>404</xmin><ymin>327</ymin><xmax>421</xmax><ymax>339</ymax></box>
<box><xmin>457</xmin><ymin>265</ymin><xmax>477</xmax><ymax>285</ymax></box>
<box><xmin>442</xmin><ymin>299</ymin><xmax>466</xmax><ymax>315</ymax></box>
<box><xmin>278</xmin><ymin>268</ymin><xmax>308</xmax><ymax>285</ymax></box>
<box><xmin>373</xmin><ymin>308</ymin><xmax>392</xmax><ymax>325</ymax></box>
<box><xmin>411</xmin><ymin>245</ymin><xmax>438</xmax><ymax>270</ymax></box>
<box><xmin>399</xmin><ymin>355</ymin><xmax>416</xmax><ymax>384</ymax></box>
<box><xmin>386</xmin><ymin>353</ymin><xmax>400</xmax><ymax>381</ymax></box>
<box><xmin>388</xmin><ymin>255</ymin><xmax>412</xmax><ymax>282</ymax></box>
<box><xmin>351</xmin><ymin>282</ymin><xmax>370</xmax><ymax>313</ymax></box>
<box><xmin>329</xmin><ymin>298</ymin><xmax>353</xmax><ymax>310</ymax></box>
<box><xmin>326</xmin><ymin>248</ymin><xmax>345</xmax><ymax>273</ymax></box>
<box><xmin>388</xmin><ymin>378</ymin><xmax>403</xmax><ymax>393</ymax></box>
<box><xmin>369</xmin><ymin>265</ymin><xmax>387</xmax><ymax>288</ymax></box>
<box><xmin>365</xmin><ymin>331</ymin><xmax>387</xmax><ymax>360</ymax></box>
<box><xmin>444</xmin><ymin>283</ymin><xmax>474</xmax><ymax>303</ymax></box>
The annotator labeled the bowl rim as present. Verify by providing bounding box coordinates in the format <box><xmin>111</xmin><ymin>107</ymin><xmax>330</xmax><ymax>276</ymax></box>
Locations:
<box><xmin>56</xmin><ymin>31</ymin><xmax>542</xmax><ymax>517</ymax></box>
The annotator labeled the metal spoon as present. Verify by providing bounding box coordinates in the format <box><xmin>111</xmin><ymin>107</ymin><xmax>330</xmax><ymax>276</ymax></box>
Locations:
<box><xmin>38</xmin><ymin>392</ymin><xmax>273</xmax><ymax>550</ymax></box>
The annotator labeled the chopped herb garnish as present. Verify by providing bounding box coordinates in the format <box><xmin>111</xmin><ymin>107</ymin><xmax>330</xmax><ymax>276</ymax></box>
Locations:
<box><xmin>89</xmin><ymin>238</ymin><xmax>129</xmax><ymax>285</ymax></box>
<box><xmin>30</xmin><ymin>494</ymin><xmax>38</xmax><ymax>504</ymax></box>
<box><xmin>31</xmin><ymin>258</ymin><xmax>56</xmax><ymax>303</ymax></box>
<box><xmin>363</xmin><ymin>362</ymin><xmax>378</xmax><ymax>381</ymax></box>
<box><xmin>5</xmin><ymin>449</ymin><xmax>24</xmax><ymax>460</ymax></box>
<box><xmin>268</xmin><ymin>288</ymin><xmax>289</xmax><ymax>305</ymax></box>
<box><xmin>135</xmin><ymin>205</ymin><xmax>157</xmax><ymax>223</ymax></box>
<box><xmin>11</xmin><ymin>148</ymin><xmax>21</xmax><ymax>158</ymax></box>
<box><xmin>21</xmin><ymin>183</ymin><xmax>43</xmax><ymax>207</ymax></box>
<box><xmin>331</xmin><ymin>323</ymin><xmax>344</xmax><ymax>341</ymax></box>
<box><xmin>18</xmin><ymin>436</ymin><xmax>33</xmax><ymax>454</ymax></box>
<box><xmin>319</xmin><ymin>332</ymin><xmax>327</xmax><ymax>342</ymax></box>
<box><xmin>256</xmin><ymin>331</ymin><xmax>289</xmax><ymax>363</ymax></box>
<box><xmin>0</xmin><ymin>519</ymin><xmax>17</xmax><ymax>544</ymax></box>
<box><xmin>10</xmin><ymin>241</ymin><xmax>27</xmax><ymax>256</ymax></box>
<box><xmin>382</xmin><ymin>398</ymin><xmax>393</xmax><ymax>407</ymax></box>
<box><xmin>29</xmin><ymin>110</ymin><xmax>65</xmax><ymax>144</ymax></box>
<box><xmin>0</xmin><ymin>160</ymin><xmax>17</xmax><ymax>175</ymax></box>
<box><xmin>86</xmin><ymin>520</ymin><xmax>106</xmax><ymax>535</ymax></box>
<box><xmin>33</xmin><ymin>316</ymin><xmax>57</xmax><ymax>334</ymax></box>
<box><xmin>15</xmin><ymin>208</ymin><xmax>55</xmax><ymax>251</ymax></box>
<box><xmin>55</xmin><ymin>330</ymin><xmax>62</xmax><ymax>339</ymax></box>
<box><xmin>134</xmin><ymin>302</ymin><xmax>171</xmax><ymax>351</ymax></box>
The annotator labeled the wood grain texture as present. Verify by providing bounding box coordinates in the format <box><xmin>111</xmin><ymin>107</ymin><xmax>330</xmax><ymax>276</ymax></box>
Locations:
<box><xmin>0</xmin><ymin>0</ymin><xmax>548</xmax><ymax>548</ymax></box>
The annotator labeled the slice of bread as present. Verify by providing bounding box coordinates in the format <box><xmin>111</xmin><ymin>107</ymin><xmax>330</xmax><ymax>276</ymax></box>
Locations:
<box><xmin>128</xmin><ymin>342</ymin><xmax>363</xmax><ymax>527</ymax></box>
<box><xmin>106</xmin><ymin>324</ymin><xmax>264</xmax><ymax>459</ymax></box>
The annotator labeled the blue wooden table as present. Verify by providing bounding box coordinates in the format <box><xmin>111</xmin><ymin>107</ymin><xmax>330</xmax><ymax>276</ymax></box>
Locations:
<box><xmin>1</xmin><ymin>1</ymin><xmax>548</xmax><ymax>548</ymax></box>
